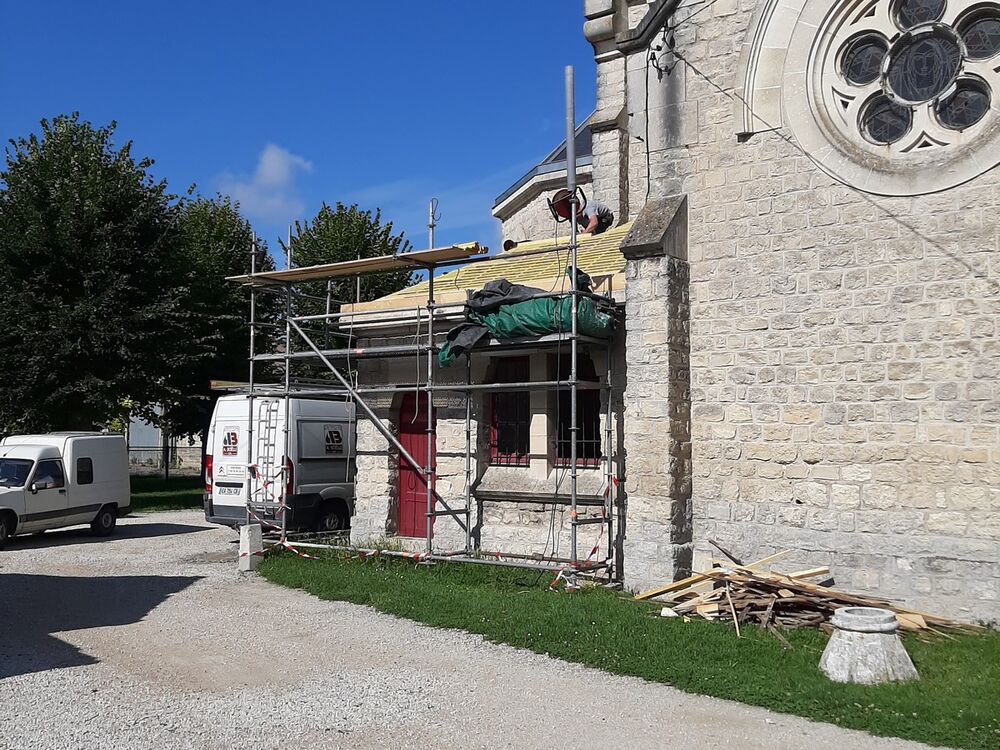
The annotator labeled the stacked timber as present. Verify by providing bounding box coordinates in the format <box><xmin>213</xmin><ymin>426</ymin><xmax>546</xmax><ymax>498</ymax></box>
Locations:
<box><xmin>636</xmin><ymin>549</ymin><xmax>979</xmax><ymax>641</ymax></box>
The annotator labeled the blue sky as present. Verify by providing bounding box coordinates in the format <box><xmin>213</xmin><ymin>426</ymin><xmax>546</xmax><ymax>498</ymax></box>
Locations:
<box><xmin>1</xmin><ymin>2</ymin><xmax>596</xmax><ymax>259</ymax></box>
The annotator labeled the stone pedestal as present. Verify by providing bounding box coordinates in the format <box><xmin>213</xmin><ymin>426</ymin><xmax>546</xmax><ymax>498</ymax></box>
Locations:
<box><xmin>239</xmin><ymin>523</ymin><xmax>263</xmax><ymax>572</ymax></box>
<box><xmin>820</xmin><ymin>607</ymin><xmax>919</xmax><ymax>685</ymax></box>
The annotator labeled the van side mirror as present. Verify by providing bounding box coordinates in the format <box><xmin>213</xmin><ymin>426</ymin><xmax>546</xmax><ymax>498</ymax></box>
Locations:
<box><xmin>29</xmin><ymin>482</ymin><xmax>38</xmax><ymax>494</ymax></box>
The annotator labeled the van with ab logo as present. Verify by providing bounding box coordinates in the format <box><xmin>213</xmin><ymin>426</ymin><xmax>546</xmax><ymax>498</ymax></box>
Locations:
<box><xmin>204</xmin><ymin>395</ymin><xmax>356</xmax><ymax>533</ymax></box>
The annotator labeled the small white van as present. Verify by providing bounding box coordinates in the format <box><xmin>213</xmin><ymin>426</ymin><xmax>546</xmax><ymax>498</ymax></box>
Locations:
<box><xmin>204</xmin><ymin>395</ymin><xmax>356</xmax><ymax>532</ymax></box>
<box><xmin>0</xmin><ymin>433</ymin><xmax>130</xmax><ymax>546</ymax></box>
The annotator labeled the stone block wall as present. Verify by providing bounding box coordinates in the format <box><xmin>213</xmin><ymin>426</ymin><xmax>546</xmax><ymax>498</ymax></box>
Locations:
<box><xmin>498</xmin><ymin>194</ymin><xmax>564</xmax><ymax>245</ymax></box>
<box><xmin>607</xmin><ymin>0</ymin><xmax>1000</xmax><ymax>620</ymax></box>
<box><xmin>495</xmin><ymin>169</ymin><xmax>595</xmax><ymax>245</ymax></box>
<box><xmin>620</xmin><ymin>218</ymin><xmax>692</xmax><ymax>591</ymax></box>
<box><xmin>346</xmin><ymin>330</ymin><xmax>626</xmax><ymax>567</ymax></box>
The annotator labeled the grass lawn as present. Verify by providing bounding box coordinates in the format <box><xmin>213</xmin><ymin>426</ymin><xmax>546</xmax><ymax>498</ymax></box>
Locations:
<box><xmin>129</xmin><ymin>474</ymin><xmax>204</xmax><ymax>512</ymax></box>
<box><xmin>260</xmin><ymin>553</ymin><xmax>999</xmax><ymax>750</ymax></box>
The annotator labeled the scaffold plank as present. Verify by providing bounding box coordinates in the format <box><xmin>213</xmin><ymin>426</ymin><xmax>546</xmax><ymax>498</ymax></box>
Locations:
<box><xmin>227</xmin><ymin>243</ymin><xmax>486</xmax><ymax>287</ymax></box>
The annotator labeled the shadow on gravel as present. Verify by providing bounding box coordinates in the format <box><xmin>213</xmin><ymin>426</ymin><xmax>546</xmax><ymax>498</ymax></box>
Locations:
<box><xmin>0</xmin><ymin>573</ymin><xmax>201</xmax><ymax>679</ymax></box>
<box><xmin>8</xmin><ymin>522</ymin><xmax>211</xmax><ymax>550</ymax></box>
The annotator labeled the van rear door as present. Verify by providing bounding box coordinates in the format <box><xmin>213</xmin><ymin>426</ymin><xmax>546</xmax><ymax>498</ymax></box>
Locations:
<box><xmin>206</xmin><ymin>396</ymin><xmax>287</xmax><ymax>526</ymax></box>
<box><xmin>207</xmin><ymin>399</ymin><xmax>251</xmax><ymax>521</ymax></box>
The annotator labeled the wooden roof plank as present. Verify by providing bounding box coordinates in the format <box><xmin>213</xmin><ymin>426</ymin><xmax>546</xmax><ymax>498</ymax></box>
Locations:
<box><xmin>227</xmin><ymin>243</ymin><xmax>487</xmax><ymax>287</ymax></box>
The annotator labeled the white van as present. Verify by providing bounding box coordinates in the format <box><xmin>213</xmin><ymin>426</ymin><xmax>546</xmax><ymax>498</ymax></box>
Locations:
<box><xmin>204</xmin><ymin>395</ymin><xmax>356</xmax><ymax>533</ymax></box>
<box><xmin>0</xmin><ymin>433</ymin><xmax>130</xmax><ymax>546</ymax></box>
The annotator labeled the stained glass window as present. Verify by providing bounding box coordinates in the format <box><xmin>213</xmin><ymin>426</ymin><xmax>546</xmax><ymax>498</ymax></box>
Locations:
<box><xmin>863</xmin><ymin>96</ymin><xmax>913</xmax><ymax>143</ymax></box>
<box><xmin>895</xmin><ymin>0</ymin><xmax>946</xmax><ymax>30</ymax></box>
<box><xmin>885</xmin><ymin>32</ymin><xmax>961</xmax><ymax>101</ymax></box>
<box><xmin>961</xmin><ymin>15</ymin><xmax>1000</xmax><ymax>60</ymax></box>
<box><xmin>832</xmin><ymin>1</ymin><xmax>997</xmax><ymax>149</ymax></box>
<box><xmin>937</xmin><ymin>82</ymin><xmax>991</xmax><ymax>129</ymax></box>
<box><xmin>842</xmin><ymin>36</ymin><xmax>889</xmax><ymax>85</ymax></box>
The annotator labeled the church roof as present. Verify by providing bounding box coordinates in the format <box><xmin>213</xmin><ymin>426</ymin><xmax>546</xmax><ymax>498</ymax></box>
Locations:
<box><xmin>361</xmin><ymin>222</ymin><xmax>631</xmax><ymax>310</ymax></box>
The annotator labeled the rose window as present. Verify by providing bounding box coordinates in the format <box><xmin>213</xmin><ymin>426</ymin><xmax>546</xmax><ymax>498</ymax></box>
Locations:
<box><xmin>824</xmin><ymin>0</ymin><xmax>1000</xmax><ymax>151</ymax></box>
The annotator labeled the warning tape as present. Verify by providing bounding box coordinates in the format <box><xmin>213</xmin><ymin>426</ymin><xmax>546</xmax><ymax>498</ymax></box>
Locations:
<box><xmin>602</xmin><ymin>474</ymin><xmax>620</xmax><ymax>499</ymax></box>
<box><xmin>245</xmin><ymin>505</ymin><xmax>282</xmax><ymax>530</ymax></box>
<box><xmin>247</xmin><ymin>463</ymin><xmax>287</xmax><ymax>503</ymax></box>
<box><xmin>277</xmin><ymin>539</ymin><xmax>323</xmax><ymax>560</ymax></box>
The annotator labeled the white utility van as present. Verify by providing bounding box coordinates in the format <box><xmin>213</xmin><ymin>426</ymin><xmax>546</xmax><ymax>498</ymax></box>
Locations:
<box><xmin>204</xmin><ymin>395</ymin><xmax>356</xmax><ymax>532</ymax></box>
<box><xmin>0</xmin><ymin>433</ymin><xmax>130</xmax><ymax>546</ymax></box>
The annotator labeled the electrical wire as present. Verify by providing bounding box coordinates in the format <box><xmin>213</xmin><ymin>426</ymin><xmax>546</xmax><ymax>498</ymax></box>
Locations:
<box><xmin>671</xmin><ymin>0</ymin><xmax>725</xmax><ymax>31</ymax></box>
<box><xmin>667</xmin><ymin>45</ymin><xmax>999</xmax><ymax>293</ymax></box>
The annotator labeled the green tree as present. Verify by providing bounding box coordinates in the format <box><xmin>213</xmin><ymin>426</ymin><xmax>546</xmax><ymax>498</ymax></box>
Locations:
<box><xmin>285</xmin><ymin>202</ymin><xmax>414</xmax><ymax>318</ymax></box>
<box><xmin>0</xmin><ymin>115</ymin><xmax>194</xmax><ymax>432</ymax></box>
<box><xmin>160</xmin><ymin>195</ymin><xmax>275</xmax><ymax>441</ymax></box>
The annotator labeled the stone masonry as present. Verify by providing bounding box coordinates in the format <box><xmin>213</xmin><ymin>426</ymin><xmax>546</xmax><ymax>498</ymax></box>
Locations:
<box><xmin>347</xmin><ymin>329</ymin><xmax>625</xmax><ymax>563</ymax></box>
<box><xmin>579</xmin><ymin>0</ymin><xmax>1000</xmax><ymax>621</ymax></box>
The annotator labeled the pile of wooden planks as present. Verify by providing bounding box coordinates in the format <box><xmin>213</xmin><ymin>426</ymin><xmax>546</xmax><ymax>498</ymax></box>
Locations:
<box><xmin>636</xmin><ymin>549</ymin><xmax>979</xmax><ymax>641</ymax></box>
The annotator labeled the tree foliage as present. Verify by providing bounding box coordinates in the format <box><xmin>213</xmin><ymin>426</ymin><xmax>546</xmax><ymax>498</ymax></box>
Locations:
<box><xmin>0</xmin><ymin>115</ymin><xmax>193</xmax><ymax>432</ymax></box>
<box><xmin>0</xmin><ymin>116</ymin><xmax>410</xmax><ymax>437</ymax></box>
<box><xmin>285</xmin><ymin>202</ymin><xmax>413</xmax><ymax>317</ymax></box>
<box><xmin>159</xmin><ymin>195</ymin><xmax>274</xmax><ymax>439</ymax></box>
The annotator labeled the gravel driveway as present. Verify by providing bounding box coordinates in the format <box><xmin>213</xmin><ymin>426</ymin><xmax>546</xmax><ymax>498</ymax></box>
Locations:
<box><xmin>0</xmin><ymin>510</ymin><xmax>938</xmax><ymax>750</ymax></box>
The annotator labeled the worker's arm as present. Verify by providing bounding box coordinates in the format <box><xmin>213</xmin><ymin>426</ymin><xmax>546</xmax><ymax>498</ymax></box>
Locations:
<box><xmin>579</xmin><ymin>213</ymin><xmax>599</xmax><ymax>235</ymax></box>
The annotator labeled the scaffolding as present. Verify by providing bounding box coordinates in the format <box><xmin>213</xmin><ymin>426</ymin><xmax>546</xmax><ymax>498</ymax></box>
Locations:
<box><xmin>227</xmin><ymin>66</ymin><xmax>624</xmax><ymax>580</ymax></box>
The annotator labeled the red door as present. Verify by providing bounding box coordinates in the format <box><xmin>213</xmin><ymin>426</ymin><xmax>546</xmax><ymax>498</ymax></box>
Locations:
<box><xmin>398</xmin><ymin>393</ymin><xmax>436</xmax><ymax>537</ymax></box>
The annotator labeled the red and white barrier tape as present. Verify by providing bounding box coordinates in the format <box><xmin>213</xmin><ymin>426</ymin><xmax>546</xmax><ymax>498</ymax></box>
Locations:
<box><xmin>245</xmin><ymin>505</ymin><xmax>282</xmax><ymax>530</ymax></box>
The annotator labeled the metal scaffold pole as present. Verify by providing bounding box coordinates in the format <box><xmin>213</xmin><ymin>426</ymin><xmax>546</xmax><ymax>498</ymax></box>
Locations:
<box><xmin>281</xmin><ymin>234</ymin><xmax>293</xmax><ymax>545</ymax></box>
<box><xmin>425</xmin><ymin>268</ymin><xmax>435</xmax><ymax>558</ymax></box>
<box><xmin>464</xmin><ymin>353</ymin><xmax>473</xmax><ymax>554</ymax></box>
<box><xmin>566</xmin><ymin>64</ymin><xmax>580</xmax><ymax>566</ymax></box>
<box><xmin>425</xmin><ymin>198</ymin><xmax>440</xmax><ymax>559</ymax></box>
<box><xmin>245</xmin><ymin>234</ymin><xmax>257</xmax><ymax>526</ymax></box>
<box><xmin>605</xmin><ymin>338</ymin><xmax>614</xmax><ymax>574</ymax></box>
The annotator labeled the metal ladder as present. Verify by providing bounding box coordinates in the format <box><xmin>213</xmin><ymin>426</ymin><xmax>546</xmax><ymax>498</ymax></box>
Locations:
<box><xmin>249</xmin><ymin>399</ymin><xmax>282</xmax><ymax>523</ymax></box>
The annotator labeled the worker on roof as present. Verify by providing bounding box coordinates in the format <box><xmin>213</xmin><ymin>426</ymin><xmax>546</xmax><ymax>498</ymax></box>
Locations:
<box><xmin>550</xmin><ymin>188</ymin><xmax>614</xmax><ymax>236</ymax></box>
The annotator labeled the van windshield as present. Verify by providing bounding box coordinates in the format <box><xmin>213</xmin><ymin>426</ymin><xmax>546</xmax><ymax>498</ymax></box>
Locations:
<box><xmin>0</xmin><ymin>458</ymin><xmax>34</xmax><ymax>487</ymax></box>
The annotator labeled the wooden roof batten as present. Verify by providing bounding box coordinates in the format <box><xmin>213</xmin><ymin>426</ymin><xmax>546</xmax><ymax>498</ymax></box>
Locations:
<box><xmin>227</xmin><ymin>242</ymin><xmax>488</xmax><ymax>287</ymax></box>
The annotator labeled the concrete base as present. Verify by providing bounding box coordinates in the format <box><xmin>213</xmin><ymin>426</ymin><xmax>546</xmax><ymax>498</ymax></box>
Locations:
<box><xmin>820</xmin><ymin>607</ymin><xmax>919</xmax><ymax>685</ymax></box>
<box><xmin>239</xmin><ymin>523</ymin><xmax>263</xmax><ymax>572</ymax></box>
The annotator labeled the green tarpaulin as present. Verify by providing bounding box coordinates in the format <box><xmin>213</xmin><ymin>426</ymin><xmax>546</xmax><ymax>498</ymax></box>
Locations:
<box><xmin>439</xmin><ymin>295</ymin><xmax>613</xmax><ymax>368</ymax></box>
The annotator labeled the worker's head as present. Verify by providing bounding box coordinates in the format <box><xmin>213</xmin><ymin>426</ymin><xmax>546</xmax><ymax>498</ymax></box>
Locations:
<box><xmin>550</xmin><ymin>188</ymin><xmax>582</xmax><ymax>221</ymax></box>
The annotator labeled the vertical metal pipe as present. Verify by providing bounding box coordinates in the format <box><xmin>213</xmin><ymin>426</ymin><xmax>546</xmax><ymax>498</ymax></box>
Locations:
<box><xmin>425</xmin><ymin>270</ymin><xmax>435</xmax><ymax>556</ymax></box>
<box><xmin>428</xmin><ymin>198</ymin><xmax>436</xmax><ymax>250</ymax></box>
<box><xmin>464</xmin><ymin>353</ymin><xmax>472</xmax><ymax>554</ymax></box>
<box><xmin>566</xmin><ymin>65</ymin><xmax>579</xmax><ymax>565</ymax></box>
<box><xmin>283</xmin><ymin>226</ymin><xmax>293</xmax><ymax>545</ymax></box>
<box><xmin>605</xmin><ymin>340</ymin><xmax>614</xmax><ymax>573</ymax></box>
<box><xmin>324</xmin><ymin>280</ymin><xmax>332</xmax><ymax>349</ymax></box>
<box><xmin>282</xmin><ymin>279</ymin><xmax>292</xmax><ymax>545</ymax></box>
<box><xmin>245</xmin><ymin>234</ymin><xmax>257</xmax><ymax>526</ymax></box>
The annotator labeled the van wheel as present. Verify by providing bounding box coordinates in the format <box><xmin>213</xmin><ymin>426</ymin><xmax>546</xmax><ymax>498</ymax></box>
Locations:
<box><xmin>91</xmin><ymin>505</ymin><xmax>117</xmax><ymax>537</ymax></box>
<box><xmin>0</xmin><ymin>513</ymin><xmax>11</xmax><ymax>548</ymax></box>
<box><xmin>315</xmin><ymin>503</ymin><xmax>350</xmax><ymax>534</ymax></box>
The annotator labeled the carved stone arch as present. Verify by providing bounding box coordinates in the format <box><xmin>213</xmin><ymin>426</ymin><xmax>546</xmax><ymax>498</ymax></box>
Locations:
<box><xmin>734</xmin><ymin>0</ymin><xmax>1000</xmax><ymax>195</ymax></box>
<box><xmin>733</xmin><ymin>0</ymin><xmax>809</xmax><ymax>136</ymax></box>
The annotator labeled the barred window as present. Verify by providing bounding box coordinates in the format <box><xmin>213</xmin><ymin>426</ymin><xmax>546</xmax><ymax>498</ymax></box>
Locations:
<box><xmin>490</xmin><ymin>357</ymin><xmax>530</xmax><ymax>467</ymax></box>
<box><xmin>555</xmin><ymin>353</ymin><xmax>602</xmax><ymax>467</ymax></box>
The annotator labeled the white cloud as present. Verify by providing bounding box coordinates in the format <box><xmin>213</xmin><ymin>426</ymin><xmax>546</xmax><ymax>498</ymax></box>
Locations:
<box><xmin>218</xmin><ymin>144</ymin><xmax>313</xmax><ymax>224</ymax></box>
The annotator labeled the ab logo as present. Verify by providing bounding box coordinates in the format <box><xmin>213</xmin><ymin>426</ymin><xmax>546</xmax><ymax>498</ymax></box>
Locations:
<box><xmin>324</xmin><ymin>425</ymin><xmax>344</xmax><ymax>454</ymax></box>
<box><xmin>222</xmin><ymin>426</ymin><xmax>239</xmax><ymax>456</ymax></box>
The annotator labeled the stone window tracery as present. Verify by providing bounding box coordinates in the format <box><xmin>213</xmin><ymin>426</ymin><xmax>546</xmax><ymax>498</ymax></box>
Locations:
<box><xmin>829</xmin><ymin>0</ymin><xmax>1000</xmax><ymax>149</ymax></box>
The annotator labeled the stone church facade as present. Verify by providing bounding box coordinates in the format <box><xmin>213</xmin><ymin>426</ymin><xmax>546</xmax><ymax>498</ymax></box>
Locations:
<box><xmin>342</xmin><ymin>0</ymin><xmax>998</xmax><ymax>622</ymax></box>
<box><xmin>570</xmin><ymin>0</ymin><xmax>997</xmax><ymax>620</ymax></box>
